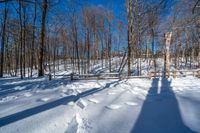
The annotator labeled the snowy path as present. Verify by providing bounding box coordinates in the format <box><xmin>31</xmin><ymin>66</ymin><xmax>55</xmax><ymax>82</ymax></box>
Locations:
<box><xmin>0</xmin><ymin>77</ymin><xmax>200</xmax><ymax>133</ymax></box>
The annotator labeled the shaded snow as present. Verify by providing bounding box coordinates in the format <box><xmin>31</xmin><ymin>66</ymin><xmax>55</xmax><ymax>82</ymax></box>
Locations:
<box><xmin>23</xmin><ymin>92</ymin><xmax>32</xmax><ymax>97</ymax></box>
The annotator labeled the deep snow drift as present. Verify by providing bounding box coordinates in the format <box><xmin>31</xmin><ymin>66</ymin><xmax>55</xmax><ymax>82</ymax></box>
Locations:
<box><xmin>0</xmin><ymin>76</ymin><xmax>200</xmax><ymax>133</ymax></box>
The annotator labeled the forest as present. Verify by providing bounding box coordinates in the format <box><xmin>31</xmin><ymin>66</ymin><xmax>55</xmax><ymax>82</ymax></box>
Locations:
<box><xmin>1</xmin><ymin>1</ymin><xmax>200</xmax><ymax>133</ymax></box>
<box><xmin>0</xmin><ymin>0</ymin><xmax>199</xmax><ymax>79</ymax></box>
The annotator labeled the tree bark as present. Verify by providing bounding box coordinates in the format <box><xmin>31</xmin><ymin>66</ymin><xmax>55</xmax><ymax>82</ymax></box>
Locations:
<box><xmin>30</xmin><ymin>0</ymin><xmax>36</xmax><ymax>77</ymax></box>
<box><xmin>0</xmin><ymin>2</ymin><xmax>8</xmax><ymax>77</ymax></box>
<box><xmin>198</xmin><ymin>19</ymin><xmax>200</xmax><ymax>68</ymax></box>
<box><xmin>38</xmin><ymin>0</ymin><xmax>47</xmax><ymax>77</ymax></box>
<box><xmin>127</xmin><ymin>0</ymin><xmax>134</xmax><ymax>76</ymax></box>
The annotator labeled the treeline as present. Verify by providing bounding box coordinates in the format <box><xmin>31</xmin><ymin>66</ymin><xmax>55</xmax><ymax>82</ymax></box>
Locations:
<box><xmin>0</xmin><ymin>0</ymin><xmax>199</xmax><ymax>78</ymax></box>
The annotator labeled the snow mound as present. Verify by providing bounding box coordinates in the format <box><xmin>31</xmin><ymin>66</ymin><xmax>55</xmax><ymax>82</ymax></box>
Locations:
<box><xmin>62</xmin><ymin>89</ymin><xmax>76</xmax><ymax>95</ymax></box>
<box><xmin>0</xmin><ymin>95</ymin><xmax>18</xmax><ymax>103</ymax></box>
<box><xmin>14</xmin><ymin>86</ymin><xmax>26</xmax><ymax>90</ymax></box>
<box><xmin>133</xmin><ymin>86</ymin><xmax>142</xmax><ymax>91</ymax></box>
<box><xmin>106</xmin><ymin>104</ymin><xmax>122</xmax><ymax>110</ymax></box>
<box><xmin>137</xmin><ymin>95</ymin><xmax>146</xmax><ymax>101</ymax></box>
<box><xmin>60</xmin><ymin>93</ymin><xmax>67</xmax><ymax>97</ymax></box>
<box><xmin>68</xmin><ymin>101</ymin><xmax>75</xmax><ymax>106</ymax></box>
<box><xmin>174</xmin><ymin>87</ymin><xmax>184</xmax><ymax>92</ymax></box>
<box><xmin>40</xmin><ymin>97</ymin><xmax>50</xmax><ymax>102</ymax></box>
<box><xmin>131</xmin><ymin>91</ymin><xmax>140</xmax><ymax>95</ymax></box>
<box><xmin>125</xmin><ymin>102</ymin><xmax>138</xmax><ymax>106</ymax></box>
<box><xmin>76</xmin><ymin>89</ymin><xmax>82</xmax><ymax>94</ymax></box>
<box><xmin>92</xmin><ymin>93</ymin><xmax>99</xmax><ymax>96</ymax></box>
<box><xmin>35</xmin><ymin>90</ymin><xmax>41</xmax><ymax>93</ymax></box>
<box><xmin>108</xmin><ymin>92</ymin><xmax>116</xmax><ymax>95</ymax></box>
<box><xmin>88</xmin><ymin>98</ymin><xmax>99</xmax><ymax>104</ymax></box>
<box><xmin>127</xmin><ymin>88</ymin><xmax>139</xmax><ymax>95</ymax></box>
<box><xmin>23</xmin><ymin>92</ymin><xmax>32</xmax><ymax>97</ymax></box>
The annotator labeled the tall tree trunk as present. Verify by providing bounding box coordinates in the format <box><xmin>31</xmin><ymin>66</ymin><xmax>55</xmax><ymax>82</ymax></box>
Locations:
<box><xmin>177</xmin><ymin>31</ymin><xmax>181</xmax><ymax>68</ymax></box>
<box><xmin>191</xmin><ymin>38</ymin><xmax>195</xmax><ymax>68</ymax></box>
<box><xmin>38</xmin><ymin>0</ymin><xmax>47</xmax><ymax>77</ymax></box>
<box><xmin>87</xmin><ymin>29</ymin><xmax>90</xmax><ymax>73</ymax></box>
<box><xmin>108</xmin><ymin>23</ymin><xmax>112</xmax><ymax>73</ymax></box>
<box><xmin>127</xmin><ymin>0</ymin><xmax>134</xmax><ymax>76</ymax></box>
<box><xmin>31</xmin><ymin>0</ymin><xmax>36</xmax><ymax>77</ymax></box>
<box><xmin>151</xmin><ymin>28</ymin><xmax>156</xmax><ymax>74</ymax></box>
<box><xmin>14</xmin><ymin>41</ymin><xmax>19</xmax><ymax>76</ymax></box>
<box><xmin>164</xmin><ymin>32</ymin><xmax>172</xmax><ymax>78</ymax></box>
<box><xmin>0</xmin><ymin>2</ymin><xmax>8</xmax><ymax>77</ymax></box>
<box><xmin>74</xmin><ymin>20</ymin><xmax>80</xmax><ymax>74</ymax></box>
<box><xmin>19</xmin><ymin>1</ymin><xmax>23</xmax><ymax>79</ymax></box>
<box><xmin>185</xmin><ymin>30</ymin><xmax>188</xmax><ymax>67</ymax></box>
<box><xmin>198</xmin><ymin>20</ymin><xmax>200</xmax><ymax>68</ymax></box>
<box><xmin>23</xmin><ymin>3</ymin><xmax>26</xmax><ymax>77</ymax></box>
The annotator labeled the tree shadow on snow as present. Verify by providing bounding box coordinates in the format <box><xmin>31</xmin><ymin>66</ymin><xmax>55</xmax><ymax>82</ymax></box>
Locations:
<box><xmin>0</xmin><ymin>78</ymin><xmax>70</xmax><ymax>97</ymax></box>
<box><xmin>0</xmin><ymin>80</ymin><xmax>119</xmax><ymax>127</ymax></box>
<box><xmin>131</xmin><ymin>78</ymin><xmax>197</xmax><ymax>133</ymax></box>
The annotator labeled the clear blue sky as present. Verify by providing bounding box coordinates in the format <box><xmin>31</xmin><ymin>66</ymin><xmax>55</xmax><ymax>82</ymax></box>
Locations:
<box><xmin>0</xmin><ymin>0</ymin><xmax>174</xmax><ymax>52</ymax></box>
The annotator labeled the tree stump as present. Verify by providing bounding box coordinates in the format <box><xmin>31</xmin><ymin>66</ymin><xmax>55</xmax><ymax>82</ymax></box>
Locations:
<box><xmin>49</xmin><ymin>74</ymin><xmax>52</xmax><ymax>80</ymax></box>
<box><xmin>70</xmin><ymin>73</ymin><xmax>74</xmax><ymax>81</ymax></box>
<box><xmin>173</xmin><ymin>71</ymin><xmax>176</xmax><ymax>79</ymax></box>
<box><xmin>148</xmin><ymin>72</ymin><xmax>152</xmax><ymax>80</ymax></box>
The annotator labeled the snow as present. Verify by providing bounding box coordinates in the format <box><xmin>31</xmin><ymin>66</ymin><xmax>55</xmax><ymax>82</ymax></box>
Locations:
<box><xmin>40</xmin><ymin>97</ymin><xmax>50</xmax><ymax>102</ymax></box>
<box><xmin>0</xmin><ymin>76</ymin><xmax>200</xmax><ymax>133</ymax></box>
<box><xmin>68</xmin><ymin>101</ymin><xmax>75</xmax><ymax>106</ymax></box>
<box><xmin>23</xmin><ymin>92</ymin><xmax>32</xmax><ymax>97</ymax></box>
<box><xmin>106</xmin><ymin>104</ymin><xmax>122</xmax><ymax>110</ymax></box>
<box><xmin>108</xmin><ymin>92</ymin><xmax>116</xmax><ymax>95</ymax></box>
<box><xmin>65</xmin><ymin>112</ymin><xmax>86</xmax><ymax>133</ymax></box>
<box><xmin>88</xmin><ymin>98</ymin><xmax>99</xmax><ymax>104</ymax></box>
<box><xmin>76</xmin><ymin>99</ymin><xmax>88</xmax><ymax>109</ymax></box>
<box><xmin>125</xmin><ymin>102</ymin><xmax>138</xmax><ymax>106</ymax></box>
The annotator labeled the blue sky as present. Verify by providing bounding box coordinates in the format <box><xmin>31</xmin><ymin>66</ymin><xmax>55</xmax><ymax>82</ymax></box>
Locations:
<box><xmin>0</xmin><ymin>0</ymin><xmax>174</xmax><ymax>52</ymax></box>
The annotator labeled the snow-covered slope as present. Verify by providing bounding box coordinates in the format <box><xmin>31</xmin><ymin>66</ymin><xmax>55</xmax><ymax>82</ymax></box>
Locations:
<box><xmin>0</xmin><ymin>76</ymin><xmax>200</xmax><ymax>133</ymax></box>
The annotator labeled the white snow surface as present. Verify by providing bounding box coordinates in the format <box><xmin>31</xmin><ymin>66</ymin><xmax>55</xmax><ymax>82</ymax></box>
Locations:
<box><xmin>0</xmin><ymin>76</ymin><xmax>200</xmax><ymax>133</ymax></box>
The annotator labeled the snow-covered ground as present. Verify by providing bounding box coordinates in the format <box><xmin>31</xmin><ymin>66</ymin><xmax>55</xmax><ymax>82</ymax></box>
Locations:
<box><xmin>0</xmin><ymin>76</ymin><xmax>200</xmax><ymax>133</ymax></box>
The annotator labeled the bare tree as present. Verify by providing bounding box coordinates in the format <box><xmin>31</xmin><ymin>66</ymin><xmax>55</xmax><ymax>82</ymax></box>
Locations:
<box><xmin>127</xmin><ymin>0</ymin><xmax>134</xmax><ymax>76</ymax></box>
<box><xmin>38</xmin><ymin>0</ymin><xmax>48</xmax><ymax>77</ymax></box>
<box><xmin>0</xmin><ymin>2</ymin><xmax>8</xmax><ymax>77</ymax></box>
